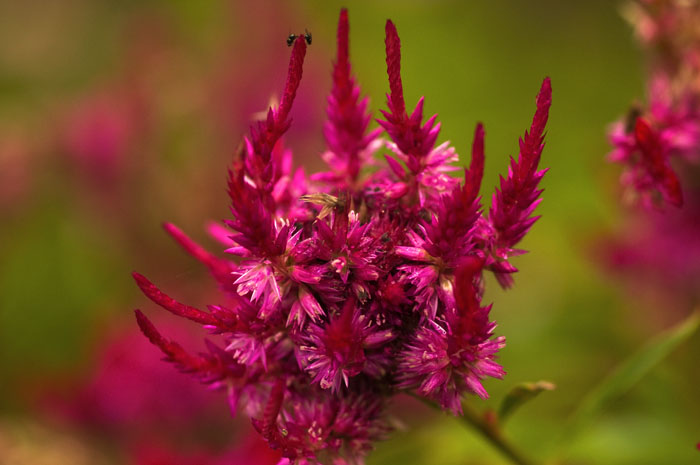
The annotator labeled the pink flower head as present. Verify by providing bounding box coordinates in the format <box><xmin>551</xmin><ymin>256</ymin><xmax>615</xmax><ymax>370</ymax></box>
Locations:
<box><xmin>252</xmin><ymin>383</ymin><xmax>390</xmax><ymax>463</ymax></box>
<box><xmin>35</xmin><ymin>321</ymin><xmax>226</xmax><ymax>442</ymax></box>
<box><xmin>61</xmin><ymin>89</ymin><xmax>146</xmax><ymax>186</ymax></box>
<box><xmin>608</xmin><ymin>0</ymin><xmax>700</xmax><ymax>208</ymax></box>
<box><xmin>134</xmin><ymin>9</ymin><xmax>551</xmax><ymax>463</ymax></box>
<box><xmin>300</xmin><ymin>296</ymin><xmax>394</xmax><ymax>392</ymax></box>
<box><xmin>397</xmin><ymin>259</ymin><xmax>505</xmax><ymax>414</ymax></box>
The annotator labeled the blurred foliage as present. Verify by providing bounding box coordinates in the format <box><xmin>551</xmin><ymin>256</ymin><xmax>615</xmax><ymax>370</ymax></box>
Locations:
<box><xmin>0</xmin><ymin>0</ymin><xmax>698</xmax><ymax>464</ymax></box>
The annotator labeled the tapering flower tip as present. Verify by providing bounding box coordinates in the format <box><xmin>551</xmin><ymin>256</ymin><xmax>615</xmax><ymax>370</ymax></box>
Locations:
<box><xmin>634</xmin><ymin>117</ymin><xmax>684</xmax><ymax>207</ymax></box>
<box><xmin>489</xmin><ymin>78</ymin><xmax>552</xmax><ymax>254</ymax></box>
<box><xmin>521</xmin><ymin>77</ymin><xmax>552</xmax><ymax>174</ymax></box>
<box><xmin>277</xmin><ymin>36</ymin><xmax>308</xmax><ymax>125</ymax></box>
<box><xmin>534</xmin><ymin>77</ymin><xmax>552</xmax><ymax>132</ymax></box>
<box><xmin>384</xmin><ymin>19</ymin><xmax>405</xmax><ymax>119</ymax></box>
<box><xmin>336</xmin><ymin>8</ymin><xmax>350</xmax><ymax>72</ymax></box>
<box><xmin>134</xmin><ymin>309</ymin><xmax>167</xmax><ymax>348</ymax></box>
<box><xmin>465</xmin><ymin>123</ymin><xmax>485</xmax><ymax>199</ymax></box>
<box><xmin>252</xmin><ymin>379</ymin><xmax>286</xmax><ymax>445</ymax></box>
<box><xmin>320</xmin><ymin>6</ymin><xmax>379</xmax><ymax>187</ymax></box>
<box><xmin>132</xmin><ymin>272</ymin><xmax>218</xmax><ymax>326</ymax></box>
<box><xmin>162</xmin><ymin>222</ymin><xmax>231</xmax><ymax>280</ymax></box>
<box><xmin>134</xmin><ymin>309</ymin><xmax>202</xmax><ymax>374</ymax></box>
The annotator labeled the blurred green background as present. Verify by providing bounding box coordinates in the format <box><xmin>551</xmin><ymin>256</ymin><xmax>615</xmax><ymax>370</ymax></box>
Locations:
<box><xmin>0</xmin><ymin>1</ymin><xmax>698</xmax><ymax>464</ymax></box>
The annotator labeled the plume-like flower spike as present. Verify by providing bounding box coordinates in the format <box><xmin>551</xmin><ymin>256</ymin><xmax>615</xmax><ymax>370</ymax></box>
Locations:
<box><xmin>247</xmin><ymin>37</ymin><xmax>307</xmax><ymax>170</ymax></box>
<box><xmin>252</xmin><ymin>379</ymin><xmax>286</xmax><ymax>448</ymax></box>
<box><xmin>230</xmin><ymin>35</ymin><xmax>307</xmax><ymax>247</ymax></box>
<box><xmin>133</xmin><ymin>273</ymin><xmax>219</xmax><ymax>326</ymax></box>
<box><xmin>384</xmin><ymin>20</ymin><xmax>406</xmax><ymax>120</ymax></box>
<box><xmin>227</xmin><ymin>160</ymin><xmax>283</xmax><ymax>259</ymax></box>
<box><xmin>317</xmin><ymin>9</ymin><xmax>382</xmax><ymax>190</ymax></box>
<box><xmin>278</xmin><ymin>38</ymin><xmax>307</xmax><ymax>126</ymax></box>
<box><xmin>134</xmin><ymin>310</ymin><xmax>244</xmax><ymax>387</ymax></box>
<box><xmin>377</xmin><ymin>19</ymin><xmax>460</xmax><ymax>208</ymax></box>
<box><xmin>163</xmin><ymin>222</ymin><xmax>234</xmax><ymax>288</ymax></box>
<box><xmin>465</xmin><ymin>123</ymin><xmax>485</xmax><ymax>201</ymax></box>
<box><xmin>488</xmin><ymin>77</ymin><xmax>551</xmax><ymax>287</ymax></box>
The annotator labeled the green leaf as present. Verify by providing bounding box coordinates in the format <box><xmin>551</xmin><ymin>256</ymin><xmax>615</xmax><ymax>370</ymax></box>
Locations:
<box><xmin>563</xmin><ymin>311</ymin><xmax>700</xmax><ymax>444</ymax></box>
<box><xmin>498</xmin><ymin>380</ymin><xmax>556</xmax><ymax>424</ymax></box>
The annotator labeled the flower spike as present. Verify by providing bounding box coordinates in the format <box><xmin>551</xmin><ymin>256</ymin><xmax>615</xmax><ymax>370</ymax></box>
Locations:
<box><xmin>163</xmin><ymin>222</ymin><xmax>234</xmax><ymax>287</ymax></box>
<box><xmin>134</xmin><ymin>310</ymin><xmax>243</xmax><ymax>388</ymax></box>
<box><xmin>277</xmin><ymin>36</ymin><xmax>307</xmax><ymax>126</ymax></box>
<box><xmin>133</xmin><ymin>272</ymin><xmax>219</xmax><ymax>326</ymax></box>
<box><xmin>316</xmin><ymin>8</ymin><xmax>381</xmax><ymax>188</ymax></box>
<box><xmin>384</xmin><ymin>20</ymin><xmax>406</xmax><ymax>119</ymax></box>
<box><xmin>376</xmin><ymin>19</ymin><xmax>461</xmax><ymax>208</ymax></box>
<box><xmin>237</xmin><ymin>35</ymin><xmax>307</xmax><ymax>199</ymax></box>
<box><xmin>465</xmin><ymin>122</ymin><xmax>486</xmax><ymax>201</ymax></box>
<box><xmin>488</xmin><ymin>77</ymin><xmax>552</xmax><ymax>287</ymax></box>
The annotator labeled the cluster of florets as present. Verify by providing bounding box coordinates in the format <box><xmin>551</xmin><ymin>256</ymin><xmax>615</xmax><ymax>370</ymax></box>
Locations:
<box><xmin>608</xmin><ymin>0</ymin><xmax>700</xmax><ymax>208</ymax></box>
<box><xmin>134</xmin><ymin>9</ymin><xmax>551</xmax><ymax>464</ymax></box>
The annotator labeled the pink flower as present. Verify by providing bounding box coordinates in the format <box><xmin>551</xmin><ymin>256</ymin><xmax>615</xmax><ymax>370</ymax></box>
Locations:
<box><xmin>134</xmin><ymin>9</ymin><xmax>551</xmax><ymax>463</ymax></box>
<box><xmin>397</xmin><ymin>259</ymin><xmax>505</xmax><ymax>414</ymax></box>
<box><xmin>60</xmin><ymin>89</ymin><xmax>147</xmax><ymax>186</ymax></box>
<box><xmin>313</xmin><ymin>9</ymin><xmax>382</xmax><ymax>192</ymax></box>
<box><xmin>602</xmin><ymin>0</ymin><xmax>700</xmax><ymax>311</ymax></box>
<box><xmin>300</xmin><ymin>296</ymin><xmax>394</xmax><ymax>392</ymax></box>
<box><xmin>608</xmin><ymin>1</ymin><xmax>700</xmax><ymax>207</ymax></box>
<box><xmin>36</xmin><ymin>321</ymin><xmax>225</xmax><ymax>440</ymax></box>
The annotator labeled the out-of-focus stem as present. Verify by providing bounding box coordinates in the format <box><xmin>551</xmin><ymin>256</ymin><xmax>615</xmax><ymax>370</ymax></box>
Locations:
<box><xmin>409</xmin><ymin>393</ymin><xmax>537</xmax><ymax>465</ymax></box>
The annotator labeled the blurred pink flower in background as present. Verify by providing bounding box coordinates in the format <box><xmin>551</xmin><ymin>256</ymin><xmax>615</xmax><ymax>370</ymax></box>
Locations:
<box><xmin>604</xmin><ymin>0</ymin><xmax>700</xmax><ymax>311</ymax></box>
<box><xmin>609</xmin><ymin>0</ymin><xmax>700</xmax><ymax>208</ymax></box>
<box><xmin>38</xmin><ymin>321</ymin><xmax>224</xmax><ymax>438</ymax></box>
<box><xmin>132</xmin><ymin>430</ymin><xmax>281</xmax><ymax>465</ymax></box>
<box><xmin>60</xmin><ymin>89</ymin><xmax>148</xmax><ymax>187</ymax></box>
<box><xmin>601</xmin><ymin>189</ymin><xmax>700</xmax><ymax>311</ymax></box>
<box><xmin>33</xmin><ymin>317</ymin><xmax>285</xmax><ymax>465</ymax></box>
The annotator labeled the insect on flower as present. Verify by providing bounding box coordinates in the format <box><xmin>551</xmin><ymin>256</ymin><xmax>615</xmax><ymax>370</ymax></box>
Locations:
<box><xmin>286</xmin><ymin>29</ymin><xmax>312</xmax><ymax>47</ymax></box>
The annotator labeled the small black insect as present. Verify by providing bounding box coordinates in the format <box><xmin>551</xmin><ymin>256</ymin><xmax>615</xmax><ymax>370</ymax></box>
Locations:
<box><xmin>287</xmin><ymin>30</ymin><xmax>312</xmax><ymax>47</ymax></box>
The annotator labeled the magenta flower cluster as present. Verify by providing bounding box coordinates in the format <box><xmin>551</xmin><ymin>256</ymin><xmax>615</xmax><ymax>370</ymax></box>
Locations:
<box><xmin>608</xmin><ymin>0</ymin><xmax>700</xmax><ymax>208</ymax></box>
<box><xmin>603</xmin><ymin>0</ymin><xmax>700</xmax><ymax>306</ymax></box>
<box><xmin>134</xmin><ymin>9</ymin><xmax>551</xmax><ymax>464</ymax></box>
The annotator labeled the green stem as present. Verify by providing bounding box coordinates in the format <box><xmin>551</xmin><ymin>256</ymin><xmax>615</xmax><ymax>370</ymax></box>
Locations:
<box><xmin>409</xmin><ymin>393</ymin><xmax>537</xmax><ymax>465</ymax></box>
